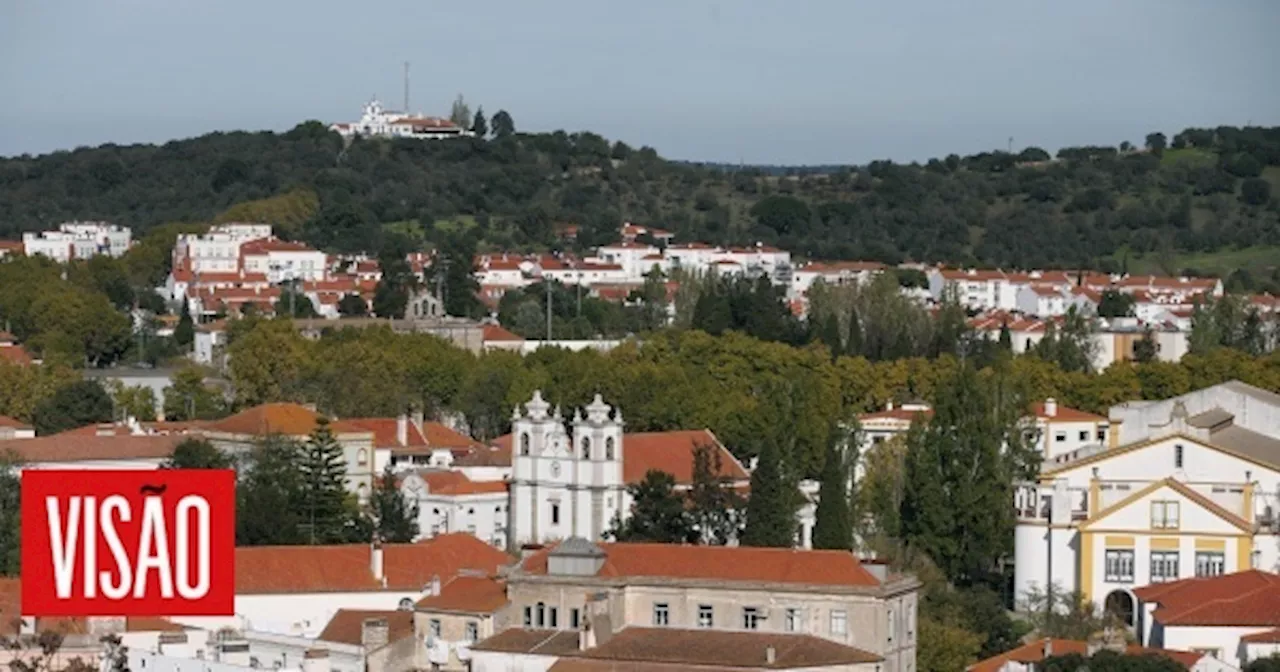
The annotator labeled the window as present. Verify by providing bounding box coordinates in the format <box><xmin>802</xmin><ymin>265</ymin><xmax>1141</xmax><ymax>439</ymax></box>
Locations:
<box><xmin>698</xmin><ymin>605</ymin><xmax>713</xmax><ymax>628</ymax></box>
<box><xmin>357</xmin><ymin>448</ymin><xmax>368</xmax><ymax>466</ymax></box>
<box><xmin>520</xmin><ymin>432</ymin><xmax>531</xmax><ymax>456</ymax></box>
<box><xmin>551</xmin><ymin>502</ymin><xmax>561</xmax><ymax>525</ymax></box>
<box><xmin>1096</xmin><ymin>430</ymin><xmax>1106</xmax><ymax>442</ymax></box>
<box><xmin>1151</xmin><ymin>501</ymin><xmax>1180</xmax><ymax>529</ymax></box>
<box><xmin>606</xmin><ymin>437</ymin><xmax>615</xmax><ymax>460</ymax></box>
<box><xmin>888</xmin><ymin>608</ymin><xmax>895</xmax><ymax>643</ymax></box>
<box><xmin>1054</xmin><ymin>432</ymin><xmax>1067</xmax><ymax>443</ymax></box>
<box><xmin>1195</xmin><ymin>552</ymin><xmax>1225</xmax><ymax>577</ymax></box>
<box><xmin>465</xmin><ymin>621</ymin><xmax>478</xmax><ymax>643</ymax></box>
<box><xmin>398</xmin><ymin>597</ymin><xmax>414</xmax><ymax>610</ymax></box>
<box><xmin>581</xmin><ymin>436</ymin><xmax>591</xmax><ymax>459</ymax></box>
<box><xmin>1078</xmin><ymin>431</ymin><xmax>1088</xmax><ymax>441</ymax></box>
<box><xmin>570</xmin><ymin>609</ymin><xmax>581</xmax><ymax>629</ymax></box>
<box><xmin>549</xmin><ymin>608</ymin><xmax>558</xmax><ymax>628</ymax></box>
<box><xmin>742</xmin><ymin>607</ymin><xmax>762</xmax><ymax>630</ymax></box>
<box><xmin>785</xmin><ymin>608</ymin><xmax>801</xmax><ymax>632</ymax></box>
<box><xmin>536</xmin><ymin>602</ymin><xmax>546</xmax><ymax>627</ymax></box>
<box><xmin>1105</xmin><ymin>549</ymin><xmax>1135</xmax><ymax>583</ymax></box>
<box><xmin>429</xmin><ymin>619</ymin><xmax>442</xmax><ymax>638</ymax></box>
<box><xmin>1151</xmin><ymin>551</ymin><xmax>1180</xmax><ymax>582</ymax></box>
<box><xmin>653</xmin><ymin>603</ymin><xmax>670</xmax><ymax>626</ymax></box>
<box><xmin>1174</xmin><ymin>444</ymin><xmax>1184</xmax><ymax>468</ymax></box>
<box><xmin>523</xmin><ymin>606</ymin><xmax>532</xmax><ymax>627</ymax></box>
<box><xmin>830</xmin><ymin>610</ymin><xmax>848</xmax><ymax>636</ymax></box>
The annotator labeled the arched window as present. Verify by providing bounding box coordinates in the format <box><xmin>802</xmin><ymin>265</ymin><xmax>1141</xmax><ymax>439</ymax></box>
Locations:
<box><xmin>520</xmin><ymin>432</ymin><xmax>531</xmax><ymax>456</ymax></box>
<box><xmin>581</xmin><ymin>436</ymin><xmax>591</xmax><ymax>459</ymax></box>
<box><xmin>356</xmin><ymin>448</ymin><xmax>368</xmax><ymax>466</ymax></box>
<box><xmin>606</xmin><ymin>437</ymin><xmax>615</xmax><ymax>460</ymax></box>
<box><xmin>398</xmin><ymin>598</ymin><xmax>413</xmax><ymax>611</ymax></box>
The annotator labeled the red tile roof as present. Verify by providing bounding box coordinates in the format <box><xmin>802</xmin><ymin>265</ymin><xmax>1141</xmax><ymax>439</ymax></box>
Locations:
<box><xmin>0</xmin><ymin>415</ymin><xmax>31</xmax><ymax>430</ymax></box>
<box><xmin>0</xmin><ymin>433</ymin><xmax>188</xmax><ymax>462</ymax></box>
<box><xmin>340</xmin><ymin>418</ymin><xmax>483</xmax><ymax>453</ymax></box>
<box><xmin>483</xmin><ymin>324</ymin><xmax>524</xmax><ymax>342</ymax></box>
<box><xmin>235</xmin><ymin>534</ymin><xmax>513</xmax><ymax>594</ymax></box>
<box><xmin>552</xmin><ymin>627</ymin><xmax>882</xmax><ymax>669</ymax></box>
<box><xmin>240</xmin><ymin>238</ymin><xmax>316</xmax><ymax>255</ymax></box>
<box><xmin>1133</xmin><ymin>570</ymin><xmax>1280</xmax><ymax>627</ymax></box>
<box><xmin>622</xmin><ymin>430</ymin><xmax>748</xmax><ymax>485</ymax></box>
<box><xmin>0</xmin><ymin>343</ymin><xmax>33</xmax><ymax>366</ymax></box>
<box><xmin>967</xmin><ymin>639</ymin><xmax>1203</xmax><ymax>672</ymax></box>
<box><xmin>1241</xmin><ymin>628</ymin><xmax>1280</xmax><ymax>643</ymax></box>
<box><xmin>520</xmin><ymin>542</ymin><xmax>882</xmax><ymax>588</ymax></box>
<box><xmin>206</xmin><ymin>403</ymin><xmax>334</xmax><ymax>436</ymax></box>
<box><xmin>418</xmin><ymin>470</ymin><xmax>508</xmax><ymax>496</ymax></box>
<box><xmin>0</xmin><ymin>578</ymin><xmax>184</xmax><ymax>636</ymax></box>
<box><xmin>415</xmin><ymin>575</ymin><xmax>508</xmax><ymax>613</ymax></box>
<box><xmin>317</xmin><ymin>609</ymin><xmax>414</xmax><ymax>646</ymax></box>
<box><xmin>1030</xmin><ymin>401</ymin><xmax>1106</xmax><ymax>422</ymax></box>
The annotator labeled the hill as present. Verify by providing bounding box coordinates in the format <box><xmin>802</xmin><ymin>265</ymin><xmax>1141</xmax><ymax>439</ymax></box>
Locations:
<box><xmin>1</xmin><ymin>122</ymin><xmax>1278</xmax><ymax>275</ymax></box>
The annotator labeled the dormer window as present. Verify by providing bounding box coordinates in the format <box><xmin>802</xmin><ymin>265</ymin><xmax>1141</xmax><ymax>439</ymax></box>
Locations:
<box><xmin>520</xmin><ymin>433</ymin><xmax>531</xmax><ymax>456</ymax></box>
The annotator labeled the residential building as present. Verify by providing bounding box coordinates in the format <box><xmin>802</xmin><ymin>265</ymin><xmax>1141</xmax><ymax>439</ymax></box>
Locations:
<box><xmin>240</xmin><ymin>238</ymin><xmax>327</xmax><ymax>283</ymax></box>
<box><xmin>330</xmin><ymin>99</ymin><xmax>473</xmax><ymax>140</ymax></box>
<box><xmin>619</xmin><ymin>222</ymin><xmax>674</xmax><ymax>245</ymax></box>
<box><xmin>1015</xmin><ymin>285</ymin><xmax>1069</xmax><ymax>317</ymax></box>
<box><xmin>0</xmin><ymin>240</ymin><xmax>22</xmax><ymax>258</ymax></box>
<box><xmin>482</xmin><ymin>539</ymin><xmax>919</xmax><ymax>672</ymax></box>
<box><xmin>966</xmin><ymin>637</ymin><xmax>1216</xmax><ymax>672</ymax></box>
<box><xmin>1134</xmin><ymin>570</ymin><xmax>1280</xmax><ymax>670</ymax></box>
<box><xmin>413</xmin><ymin>573</ymin><xmax>509</xmax><ymax>670</ymax></box>
<box><xmin>22</xmin><ymin>221</ymin><xmax>131</xmax><ymax>261</ymax></box>
<box><xmin>315</xmin><ymin>609</ymin><xmax>417</xmax><ymax>672</ymax></box>
<box><xmin>398</xmin><ymin>470</ymin><xmax>509</xmax><ymax>547</ymax></box>
<box><xmin>1026</xmin><ymin>398</ymin><xmax>1111</xmax><ymax>460</ymax></box>
<box><xmin>0</xmin><ymin>415</ymin><xmax>34</xmax><ymax>440</ymax></box>
<box><xmin>791</xmin><ymin>261</ymin><xmax>887</xmax><ymax>297</ymax></box>
<box><xmin>0</xmin><ymin>331</ymin><xmax>34</xmax><ymax>366</ymax></box>
<box><xmin>1012</xmin><ymin>381</ymin><xmax>1280</xmax><ymax>628</ymax></box>
<box><xmin>173</xmin><ymin>223</ymin><xmax>274</xmax><ymax>274</ymax></box>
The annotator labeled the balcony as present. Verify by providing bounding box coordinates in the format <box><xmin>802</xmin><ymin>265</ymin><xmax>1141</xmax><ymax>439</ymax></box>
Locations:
<box><xmin>1014</xmin><ymin>482</ymin><xmax>1089</xmax><ymax>523</ymax></box>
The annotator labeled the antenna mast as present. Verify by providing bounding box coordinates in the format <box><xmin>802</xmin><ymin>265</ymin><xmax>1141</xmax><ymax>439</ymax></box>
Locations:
<box><xmin>403</xmin><ymin>61</ymin><xmax>410</xmax><ymax>113</ymax></box>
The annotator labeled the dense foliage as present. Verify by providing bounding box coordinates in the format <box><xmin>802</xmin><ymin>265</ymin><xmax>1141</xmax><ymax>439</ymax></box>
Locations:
<box><xmin>3</xmin><ymin>124</ymin><xmax>1279</xmax><ymax>272</ymax></box>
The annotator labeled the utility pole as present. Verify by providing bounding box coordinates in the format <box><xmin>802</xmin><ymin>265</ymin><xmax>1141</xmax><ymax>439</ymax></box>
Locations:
<box><xmin>403</xmin><ymin>61</ymin><xmax>410</xmax><ymax>113</ymax></box>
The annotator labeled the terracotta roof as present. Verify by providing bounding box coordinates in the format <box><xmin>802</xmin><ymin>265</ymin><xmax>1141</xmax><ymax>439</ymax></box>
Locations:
<box><xmin>1241</xmin><ymin>628</ymin><xmax>1280</xmax><ymax>643</ymax></box>
<box><xmin>622</xmin><ymin>430</ymin><xmax>748</xmax><ymax>485</ymax></box>
<box><xmin>0</xmin><ymin>343</ymin><xmax>33</xmax><ymax>366</ymax></box>
<box><xmin>415</xmin><ymin>575</ymin><xmax>508</xmax><ymax>613</ymax></box>
<box><xmin>1030</xmin><ymin>401</ymin><xmax>1106</xmax><ymax>422</ymax></box>
<box><xmin>802</xmin><ymin>261</ymin><xmax>886</xmax><ymax>273</ymax></box>
<box><xmin>0</xmin><ymin>415</ymin><xmax>31</xmax><ymax>430</ymax></box>
<box><xmin>339</xmin><ymin>418</ymin><xmax>483</xmax><ymax>453</ymax></box>
<box><xmin>967</xmin><ymin>639</ymin><xmax>1203</xmax><ymax>672</ymax></box>
<box><xmin>235</xmin><ymin>533</ymin><xmax>513</xmax><ymax>594</ymax></box>
<box><xmin>1133</xmin><ymin>570</ymin><xmax>1280</xmax><ymax>627</ymax></box>
<box><xmin>206</xmin><ymin>403</ymin><xmax>366</xmax><ymax>436</ymax></box>
<box><xmin>483</xmin><ymin>324</ymin><xmax>524</xmax><ymax>342</ymax></box>
<box><xmin>520</xmin><ymin>542</ymin><xmax>882</xmax><ymax>588</ymax></box>
<box><xmin>240</xmin><ymin>238</ymin><xmax>317</xmax><ymax>255</ymax></box>
<box><xmin>0</xmin><ymin>433</ymin><xmax>187</xmax><ymax>462</ymax></box>
<box><xmin>554</xmin><ymin>627</ymin><xmax>882</xmax><ymax>670</ymax></box>
<box><xmin>469</xmin><ymin>629</ymin><xmax>582</xmax><ymax>655</ymax></box>
<box><xmin>317</xmin><ymin>609</ymin><xmax>414</xmax><ymax>646</ymax></box>
<box><xmin>417</xmin><ymin>470</ymin><xmax>508</xmax><ymax>496</ymax></box>
<box><xmin>0</xmin><ymin>579</ymin><xmax>184</xmax><ymax>636</ymax></box>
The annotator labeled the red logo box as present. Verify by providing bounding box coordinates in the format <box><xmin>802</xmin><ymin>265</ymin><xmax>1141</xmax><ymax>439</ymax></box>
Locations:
<box><xmin>21</xmin><ymin>469</ymin><xmax>235</xmax><ymax>616</ymax></box>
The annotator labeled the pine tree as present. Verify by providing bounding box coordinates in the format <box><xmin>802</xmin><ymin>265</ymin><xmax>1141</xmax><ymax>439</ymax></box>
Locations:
<box><xmin>998</xmin><ymin>320</ymin><xmax>1013</xmax><ymax>351</ymax></box>
<box><xmin>741</xmin><ymin>437</ymin><xmax>797</xmax><ymax>547</ymax></box>
<box><xmin>470</xmin><ymin>107</ymin><xmax>488</xmax><ymax>138</ymax></box>
<box><xmin>812</xmin><ymin>428</ymin><xmax>854</xmax><ymax>550</ymax></box>
<box><xmin>608</xmin><ymin>470</ymin><xmax>693</xmax><ymax>543</ymax></box>
<box><xmin>175</xmin><ymin>301</ymin><xmax>194</xmax><ymax>349</ymax></box>
<box><xmin>846</xmin><ymin>308</ymin><xmax>864</xmax><ymax>357</ymax></box>
<box><xmin>688</xmin><ymin>442</ymin><xmax>744</xmax><ymax>545</ymax></box>
<box><xmin>299</xmin><ymin>417</ymin><xmax>353</xmax><ymax>544</ymax></box>
<box><xmin>370</xmin><ymin>465</ymin><xmax>418</xmax><ymax>542</ymax></box>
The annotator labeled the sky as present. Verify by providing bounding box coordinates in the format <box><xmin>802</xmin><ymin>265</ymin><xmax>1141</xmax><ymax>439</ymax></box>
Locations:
<box><xmin>1</xmin><ymin>0</ymin><xmax>1278</xmax><ymax>165</ymax></box>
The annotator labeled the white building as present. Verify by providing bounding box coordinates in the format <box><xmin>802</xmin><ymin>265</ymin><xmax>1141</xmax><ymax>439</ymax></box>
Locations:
<box><xmin>399</xmin><ymin>470</ymin><xmax>509</xmax><ymax>548</ymax></box>
<box><xmin>791</xmin><ymin>261</ymin><xmax>887</xmax><ymax>298</ymax></box>
<box><xmin>1012</xmin><ymin>381</ymin><xmax>1280</xmax><ymax>631</ymax></box>
<box><xmin>1134</xmin><ymin>569</ymin><xmax>1280</xmax><ymax>670</ymax></box>
<box><xmin>1015</xmin><ymin>285</ymin><xmax>1069</xmax><ymax>317</ymax></box>
<box><xmin>593</xmin><ymin>242</ymin><xmax>661</xmax><ymax>281</ymax></box>
<box><xmin>22</xmin><ymin>221</ymin><xmax>131</xmax><ymax>261</ymax></box>
<box><xmin>173</xmin><ymin>223</ymin><xmax>274</xmax><ymax>274</ymax></box>
<box><xmin>1026</xmin><ymin>398</ymin><xmax>1111</xmax><ymax>460</ymax></box>
<box><xmin>241</xmin><ymin>238</ymin><xmax>328</xmax><ymax>283</ymax></box>
<box><xmin>330</xmin><ymin>100</ymin><xmax>473</xmax><ymax>140</ymax></box>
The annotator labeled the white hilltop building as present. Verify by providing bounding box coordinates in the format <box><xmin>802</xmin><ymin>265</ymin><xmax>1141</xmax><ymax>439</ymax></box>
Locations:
<box><xmin>329</xmin><ymin>99</ymin><xmax>473</xmax><ymax>140</ymax></box>
<box><xmin>1012</xmin><ymin>380</ymin><xmax>1280</xmax><ymax>631</ymax></box>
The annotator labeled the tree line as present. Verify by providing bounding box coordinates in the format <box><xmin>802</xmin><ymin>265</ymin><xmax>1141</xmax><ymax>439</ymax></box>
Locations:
<box><xmin>2</xmin><ymin>122</ymin><xmax>1278</xmax><ymax>274</ymax></box>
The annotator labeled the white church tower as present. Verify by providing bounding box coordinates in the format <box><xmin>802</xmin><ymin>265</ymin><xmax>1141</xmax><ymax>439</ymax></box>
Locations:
<box><xmin>509</xmin><ymin>391</ymin><xmax>624</xmax><ymax>547</ymax></box>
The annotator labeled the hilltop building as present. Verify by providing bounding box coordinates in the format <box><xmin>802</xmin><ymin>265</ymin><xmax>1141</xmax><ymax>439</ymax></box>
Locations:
<box><xmin>329</xmin><ymin>100</ymin><xmax>472</xmax><ymax>141</ymax></box>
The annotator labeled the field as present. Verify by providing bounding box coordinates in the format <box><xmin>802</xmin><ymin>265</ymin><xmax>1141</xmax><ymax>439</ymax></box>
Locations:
<box><xmin>1119</xmin><ymin>245</ymin><xmax>1280</xmax><ymax>278</ymax></box>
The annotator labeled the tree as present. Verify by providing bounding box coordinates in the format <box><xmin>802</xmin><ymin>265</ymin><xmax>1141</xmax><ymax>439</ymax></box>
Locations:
<box><xmin>491</xmin><ymin>110</ymin><xmax>515</xmax><ymax>139</ymax></box>
<box><xmin>1042</xmin><ymin>651</ymin><xmax>1186</xmax><ymax>672</ymax></box>
<box><xmin>337</xmin><ymin>293</ymin><xmax>368</xmax><ymax>317</ymax></box>
<box><xmin>175</xmin><ymin>301</ymin><xmax>194</xmax><ymax>349</ymax></box>
<box><xmin>166</xmin><ymin>437</ymin><xmax>233</xmax><ymax>469</ymax></box>
<box><xmin>1245</xmin><ymin>657</ymin><xmax>1280</xmax><ymax>672</ymax></box>
<box><xmin>687</xmin><ymin>442</ymin><xmax>744</xmax><ymax>545</ymax></box>
<box><xmin>449</xmin><ymin>94</ymin><xmax>472</xmax><ymax>129</ymax></box>
<box><xmin>1020</xmin><ymin>583</ymin><xmax>1118</xmax><ymax>639</ymax></box>
<box><xmin>1144</xmin><ymin>132</ymin><xmax>1167</xmax><ymax>155</ymax></box>
<box><xmin>470</xmin><ymin>107</ymin><xmax>488</xmax><ymax>138</ymax></box>
<box><xmin>917</xmin><ymin>617</ymin><xmax>984</xmax><ymax>672</ymax></box>
<box><xmin>1242</xmin><ymin>177</ymin><xmax>1272</xmax><ymax>206</ymax></box>
<box><xmin>369</xmin><ymin>465</ymin><xmax>419</xmax><ymax>542</ymax></box>
<box><xmin>998</xmin><ymin>320</ymin><xmax>1013</xmax><ymax>351</ymax></box>
<box><xmin>1133</xmin><ymin>327</ymin><xmax>1158</xmax><ymax>363</ymax></box>
<box><xmin>236</xmin><ymin>435</ymin><xmax>306</xmax><ymax>545</ymax></box>
<box><xmin>276</xmin><ymin>285</ymin><xmax>319</xmax><ymax>318</ymax></box>
<box><xmin>373</xmin><ymin>279</ymin><xmax>409</xmax><ymax>318</ymax></box>
<box><xmin>608</xmin><ymin>469</ymin><xmax>694</xmax><ymax>543</ymax></box>
<box><xmin>162</xmin><ymin>365</ymin><xmax>226</xmax><ymax>420</ymax></box>
<box><xmin>0</xmin><ymin>459</ymin><xmax>20</xmax><ymax>575</ymax></box>
<box><xmin>1096</xmin><ymin>290</ymin><xmax>1135</xmax><ymax>318</ymax></box>
<box><xmin>105</xmin><ymin>380</ymin><xmax>157</xmax><ymax>422</ymax></box>
<box><xmin>433</xmin><ymin>233</ymin><xmax>484</xmax><ymax>318</ymax></box>
<box><xmin>299</xmin><ymin>417</ymin><xmax>356</xmax><ymax>544</ymax></box>
<box><xmin>32</xmin><ymin>379</ymin><xmax>113</xmax><ymax>435</ymax></box>
<box><xmin>812</xmin><ymin>427</ymin><xmax>854</xmax><ymax>550</ymax></box>
<box><xmin>741</xmin><ymin>436</ymin><xmax>796</xmax><ymax>547</ymax></box>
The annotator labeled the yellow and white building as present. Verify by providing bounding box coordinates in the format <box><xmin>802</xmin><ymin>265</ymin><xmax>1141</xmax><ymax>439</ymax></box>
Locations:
<box><xmin>1013</xmin><ymin>381</ymin><xmax>1280</xmax><ymax>628</ymax></box>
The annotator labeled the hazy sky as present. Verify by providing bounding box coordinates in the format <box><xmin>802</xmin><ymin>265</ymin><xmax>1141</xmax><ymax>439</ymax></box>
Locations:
<box><xmin>2</xmin><ymin>0</ymin><xmax>1277</xmax><ymax>164</ymax></box>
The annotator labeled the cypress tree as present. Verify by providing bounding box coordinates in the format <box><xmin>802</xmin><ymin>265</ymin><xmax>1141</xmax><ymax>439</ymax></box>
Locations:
<box><xmin>998</xmin><ymin>320</ymin><xmax>1013</xmax><ymax>351</ymax></box>
<box><xmin>819</xmin><ymin>313</ymin><xmax>843</xmax><ymax>359</ymax></box>
<box><xmin>846</xmin><ymin>308</ymin><xmax>864</xmax><ymax>358</ymax></box>
<box><xmin>742</xmin><ymin>437</ymin><xmax>797</xmax><ymax>547</ymax></box>
<box><xmin>299</xmin><ymin>417</ymin><xmax>353</xmax><ymax>544</ymax></box>
<box><xmin>370</xmin><ymin>464</ymin><xmax>419</xmax><ymax>542</ymax></box>
<box><xmin>812</xmin><ymin>431</ymin><xmax>853</xmax><ymax>550</ymax></box>
<box><xmin>175</xmin><ymin>302</ymin><xmax>194</xmax><ymax>349</ymax></box>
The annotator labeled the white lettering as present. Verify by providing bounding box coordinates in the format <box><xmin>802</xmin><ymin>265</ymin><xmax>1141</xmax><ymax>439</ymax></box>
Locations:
<box><xmin>175</xmin><ymin>496</ymin><xmax>210</xmax><ymax>599</ymax></box>
<box><xmin>134</xmin><ymin>496</ymin><xmax>173</xmax><ymax>599</ymax></box>
<box><xmin>99</xmin><ymin>495</ymin><xmax>132</xmax><ymax>600</ymax></box>
<box><xmin>82</xmin><ymin>497</ymin><xmax>97</xmax><ymax>599</ymax></box>
<box><xmin>45</xmin><ymin>496</ymin><xmax>81</xmax><ymax>600</ymax></box>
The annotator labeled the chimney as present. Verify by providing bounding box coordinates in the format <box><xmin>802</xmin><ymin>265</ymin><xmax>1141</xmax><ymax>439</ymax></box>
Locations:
<box><xmin>361</xmin><ymin>619</ymin><xmax>389</xmax><ymax>651</ymax></box>
<box><xmin>411</xmin><ymin>407</ymin><xmax>425</xmax><ymax>435</ymax></box>
<box><xmin>1043</xmin><ymin>639</ymin><xmax>1053</xmax><ymax>659</ymax></box>
<box><xmin>862</xmin><ymin>559</ymin><xmax>888</xmax><ymax>583</ymax></box>
<box><xmin>396</xmin><ymin>413</ymin><xmax>408</xmax><ymax>447</ymax></box>
<box><xmin>1044</xmin><ymin>398</ymin><xmax>1058</xmax><ymax>418</ymax></box>
<box><xmin>370</xmin><ymin>539</ymin><xmax>384</xmax><ymax>582</ymax></box>
<box><xmin>430</xmin><ymin>574</ymin><xmax>441</xmax><ymax>597</ymax></box>
<box><xmin>766</xmin><ymin>646</ymin><xmax>776</xmax><ymax>664</ymax></box>
<box><xmin>302</xmin><ymin>649</ymin><xmax>330</xmax><ymax>672</ymax></box>
<box><xmin>885</xmin><ymin>400</ymin><xmax>894</xmax><ymax>411</ymax></box>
